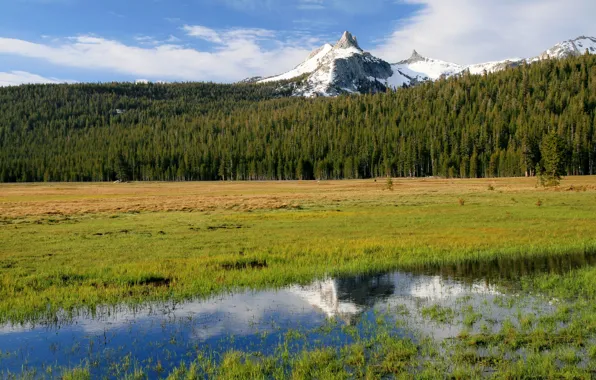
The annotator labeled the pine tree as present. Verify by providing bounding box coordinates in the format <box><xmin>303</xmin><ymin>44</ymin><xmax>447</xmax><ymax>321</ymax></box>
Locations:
<box><xmin>116</xmin><ymin>152</ymin><xmax>132</xmax><ymax>182</ymax></box>
<box><xmin>539</xmin><ymin>130</ymin><xmax>568</xmax><ymax>186</ymax></box>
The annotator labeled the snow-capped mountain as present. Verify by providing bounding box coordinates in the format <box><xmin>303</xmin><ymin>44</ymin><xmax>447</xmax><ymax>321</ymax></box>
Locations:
<box><xmin>535</xmin><ymin>36</ymin><xmax>596</xmax><ymax>60</ymax></box>
<box><xmin>387</xmin><ymin>50</ymin><xmax>464</xmax><ymax>88</ymax></box>
<box><xmin>259</xmin><ymin>32</ymin><xmax>392</xmax><ymax>96</ymax></box>
<box><xmin>256</xmin><ymin>33</ymin><xmax>596</xmax><ymax>97</ymax></box>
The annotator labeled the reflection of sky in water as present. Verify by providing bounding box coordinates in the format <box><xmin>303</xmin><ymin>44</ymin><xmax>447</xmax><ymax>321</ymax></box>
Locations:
<box><xmin>0</xmin><ymin>290</ymin><xmax>327</xmax><ymax>375</ymax></box>
<box><xmin>0</xmin><ymin>270</ymin><xmax>555</xmax><ymax>376</ymax></box>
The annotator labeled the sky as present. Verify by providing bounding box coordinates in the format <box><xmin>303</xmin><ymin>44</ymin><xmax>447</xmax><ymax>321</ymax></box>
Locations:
<box><xmin>1</xmin><ymin>0</ymin><xmax>596</xmax><ymax>86</ymax></box>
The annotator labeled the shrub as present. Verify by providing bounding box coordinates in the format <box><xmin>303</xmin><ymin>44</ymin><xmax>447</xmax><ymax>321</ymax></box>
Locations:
<box><xmin>385</xmin><ymin>177</ymin><xmax>394</xmax><ymax>191</ymax></box>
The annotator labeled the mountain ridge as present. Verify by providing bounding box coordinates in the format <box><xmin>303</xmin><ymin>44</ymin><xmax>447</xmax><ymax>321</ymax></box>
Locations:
<box><xmin>255</xmin><ymin>33</ymin><xmax>596</xmax><ymax>97</ymax></box>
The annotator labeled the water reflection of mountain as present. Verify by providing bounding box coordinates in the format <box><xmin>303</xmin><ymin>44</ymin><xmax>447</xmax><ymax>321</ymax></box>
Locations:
<box><xmin>290</xmin><ymin>274</ymin><xmax>395</xmax><ymax>324</ymax></box>
<box><xmin>290</xmin><ymin>270</ymin><xmax>504</xmax><ymax>324</ymax></box>
<box><xmin>290</xmin><ymin>252</ymin><xmax>596</xmax><ymax>325</ymax></box>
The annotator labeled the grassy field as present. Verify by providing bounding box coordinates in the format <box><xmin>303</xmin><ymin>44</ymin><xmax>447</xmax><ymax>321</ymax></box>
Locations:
<box><xmin>1</xmin><ymin>177</ymin><xmax>596</xmax><ymax>324</ymax></box>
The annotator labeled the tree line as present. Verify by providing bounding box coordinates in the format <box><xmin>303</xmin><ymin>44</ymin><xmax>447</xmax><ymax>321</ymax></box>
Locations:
<box><xmin>1</xmin><ymin>54</ymin><xmax>595</xmax><ymax>182</ymax></box>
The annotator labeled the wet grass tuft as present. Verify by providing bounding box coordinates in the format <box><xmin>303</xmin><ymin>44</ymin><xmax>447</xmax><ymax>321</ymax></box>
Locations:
<box><xmin>221</xmin><ymin>259</ymin><xmax>268</xmax><ymax>271</ymax></box>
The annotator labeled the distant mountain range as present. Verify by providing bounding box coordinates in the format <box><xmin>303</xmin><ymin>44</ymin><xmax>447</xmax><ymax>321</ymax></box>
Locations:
<box><xmin>248</xmin><ymin>32</ymin><xmax>596</xmax><ymax>97</ymax></box>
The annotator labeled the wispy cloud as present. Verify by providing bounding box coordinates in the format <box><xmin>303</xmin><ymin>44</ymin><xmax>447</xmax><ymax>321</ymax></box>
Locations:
<box><xmin>133</xmin><ymin>35</ymin><xmax>159</xmax><ymax>45</ymax></box>
<box><xmin>182</xmin><ymin>25</ymin><xmax>276</xmax><ymax>45</ymax></box>
<box><xmin>217</xmin><ymin>0</ymin><xmax>389</xmax><ymax>14</ymax></box>
<box><xmin>297</xmin><ymin>0</ymin><xmax>325</xmax><ymax>10</ymax></box>
<box><xmin>0</xmin><ymin>71</ymin><xmax>74</xmax><ymax>87</ymax></box>
<box><xmin>183</xmin><ymin>25</ymin><xmax>223</xmax><ymax>44</ymax></box>
<box><xmin>0</xmin><ymin>28</ymin><xmax>322</xmax><ymax>82</ymax></box>
<box><xmin>108</xmin><ymin>11</ymin><xmax>125</xmax><ymax>18</ymax></box>
<box><xmin>218</xmin><ymin>0</ymin><xmax>277</xmax><ymax>12</ymax></box>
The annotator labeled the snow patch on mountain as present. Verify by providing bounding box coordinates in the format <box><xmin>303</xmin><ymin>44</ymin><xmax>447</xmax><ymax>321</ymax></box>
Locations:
<box><xmin>464</xmin><ymin>59</ymin><xmax>524</xmax><ymax>75</ymax></box>
<box><xmin>260</xmin><ymin>44</ymin><xmax>333</xmax><ymax>83</ymax></box>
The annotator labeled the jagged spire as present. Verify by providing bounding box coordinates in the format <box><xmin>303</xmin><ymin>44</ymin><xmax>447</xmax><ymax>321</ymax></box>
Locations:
<box><xmin>410</xmin><ymin>50</ymin><xmax>424</xmax><ymax>60</ymax></box>
<box><xmin>334</xmin><ymin>31</ymin><xmax>362</xmax><ymax>50</ymax></box>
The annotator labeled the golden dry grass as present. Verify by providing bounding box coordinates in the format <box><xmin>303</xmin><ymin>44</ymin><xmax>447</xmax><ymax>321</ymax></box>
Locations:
<box><xmin>2</xmin><ymin>176</ymin><xmax>594</xmax><ymax>218</ymax></box>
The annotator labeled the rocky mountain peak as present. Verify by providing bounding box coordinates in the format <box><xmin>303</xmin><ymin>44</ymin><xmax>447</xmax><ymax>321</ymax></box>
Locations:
<box><xmin>573</xmin><ymin>36</ymin><xmax>596</xmax><ymax>42</ymax></box>
<box><xmin>410</xmin><ymin>50</ymin><xmax>423</xmax><ymax>60</ymax></box>
<box><xmin>572</xmin><ymin>36</ymin><xmax>596</xmax><ymax>53</ymax></box>
<box><xmin>397</xmin><ymin>49</ymin><xmax>428</xmax><ymax>65</ymax></box>
<box><xmin>334</xmin><ymin>31</ymin><xmax>362</xmax><ymax>51</ymax></box>
<box><xmin>537</xmin><ymin>35</ymin><xmax>596</xmax><ymax>60</ymax></box>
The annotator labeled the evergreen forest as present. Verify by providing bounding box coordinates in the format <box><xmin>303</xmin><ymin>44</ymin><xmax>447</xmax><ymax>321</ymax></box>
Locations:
<box><xmin>1</xmin><ymin>54</ymin><xmax>596</xmax><ymax>182</ymax></box>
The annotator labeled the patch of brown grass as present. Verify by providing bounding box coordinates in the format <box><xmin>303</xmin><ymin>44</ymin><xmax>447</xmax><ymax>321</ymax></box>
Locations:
<box><xmin>1</xmin><ymin>176</ymin><xmax>595</xmax><ymax>218</ymax></box>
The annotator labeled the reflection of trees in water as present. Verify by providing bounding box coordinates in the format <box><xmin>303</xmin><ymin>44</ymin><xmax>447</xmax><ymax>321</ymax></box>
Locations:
<box><xmin>334</xmin><ymin>274</ymin><xmax>396</xmax><ymax>308</ymax></box>
<box><xmin>408</xmin><ymin>252</ymin><xmax>596</xmax><ymax>284</ymax></box>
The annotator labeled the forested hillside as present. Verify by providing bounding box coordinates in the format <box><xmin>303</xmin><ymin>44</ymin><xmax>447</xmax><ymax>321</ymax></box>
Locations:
<box><xmin>1</xmin><ymin>54</ymin><xmax>595</xmax><ymax>182</ymax></box>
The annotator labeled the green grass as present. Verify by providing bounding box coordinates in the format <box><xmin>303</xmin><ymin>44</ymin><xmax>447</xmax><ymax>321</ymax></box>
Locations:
<box><xmin>421</xmin><ymin>305</ymin><xmax>456</xmax><ymax>324</ymax></box>
<box><xmin>1</xmin><ymin>178</ymin><xmax>596</xmax><ymax>324</ymax></box>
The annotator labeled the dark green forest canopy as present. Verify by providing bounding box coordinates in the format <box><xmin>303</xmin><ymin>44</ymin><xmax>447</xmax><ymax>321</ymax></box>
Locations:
<box><xmin>1</xmin><ymin>55</ymin><xmax>596</xmax><ymax>182</ymax></box>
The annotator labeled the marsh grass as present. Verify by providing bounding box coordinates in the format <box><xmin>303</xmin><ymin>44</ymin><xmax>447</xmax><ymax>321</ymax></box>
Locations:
<box><xmin>1</xmin><ymin>177</ymin><xmax>596</xmax><ymax>324</ymax></box>
<box><xmin>5</xmin><ymin>259</ymin><xmax>596</xmax><ymax>379</ymax></box>
<box><xmin>421</xmin><ymin>305</ymin><xmax>456</xmax><ymax>324</ymax></box>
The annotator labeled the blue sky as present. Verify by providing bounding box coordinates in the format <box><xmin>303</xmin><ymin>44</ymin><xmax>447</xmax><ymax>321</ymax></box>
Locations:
<box><xmin>1</xmin><ymin>0</ymin><xmax>596</xmax><ymax>85</ymax></box>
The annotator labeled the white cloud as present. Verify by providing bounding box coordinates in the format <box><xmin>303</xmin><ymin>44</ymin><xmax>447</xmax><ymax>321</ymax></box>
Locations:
<box><xmin>0</xmin><ymin>28</ymin><xmax>319</xmax><ymax>82</ymax></box>
<box><xmin>183</xmin><ymin>25</ymin><xmax>276</xmax><ymax>45</ymax></box>
<box><xmin>182</xmin><ymin>25</ymin><xmax>223</xmax><ymax>44</ymax></box>
<box><xmin>0</xmin><ymin>70</ymin><xmax>74</xmax><ymax>87</ymax></box>
<box><xmin>0</xmin><ymin>289</ymin><xmax>317</xmax><ymax>340</ymax></box>
<box><xmin>374</xmin><ymin>0</ymin><xmax>596</xmax><ymax>65</ymax></box>
<box><xmin>133</xmin><ymin>35</ymin><xmax>159</xmax><ymax>45</ymax></box>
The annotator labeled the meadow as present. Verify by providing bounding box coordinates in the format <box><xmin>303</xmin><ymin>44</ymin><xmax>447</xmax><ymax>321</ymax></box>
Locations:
<box><xmin>1</xmin><ymin>177</ymin><xmax>596</xmax><ymax>325</ymax></box>
<box><xmin>3</xmin><ymin>177</ymin><xmax>596</xmax><ymax>378</ymax></box>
